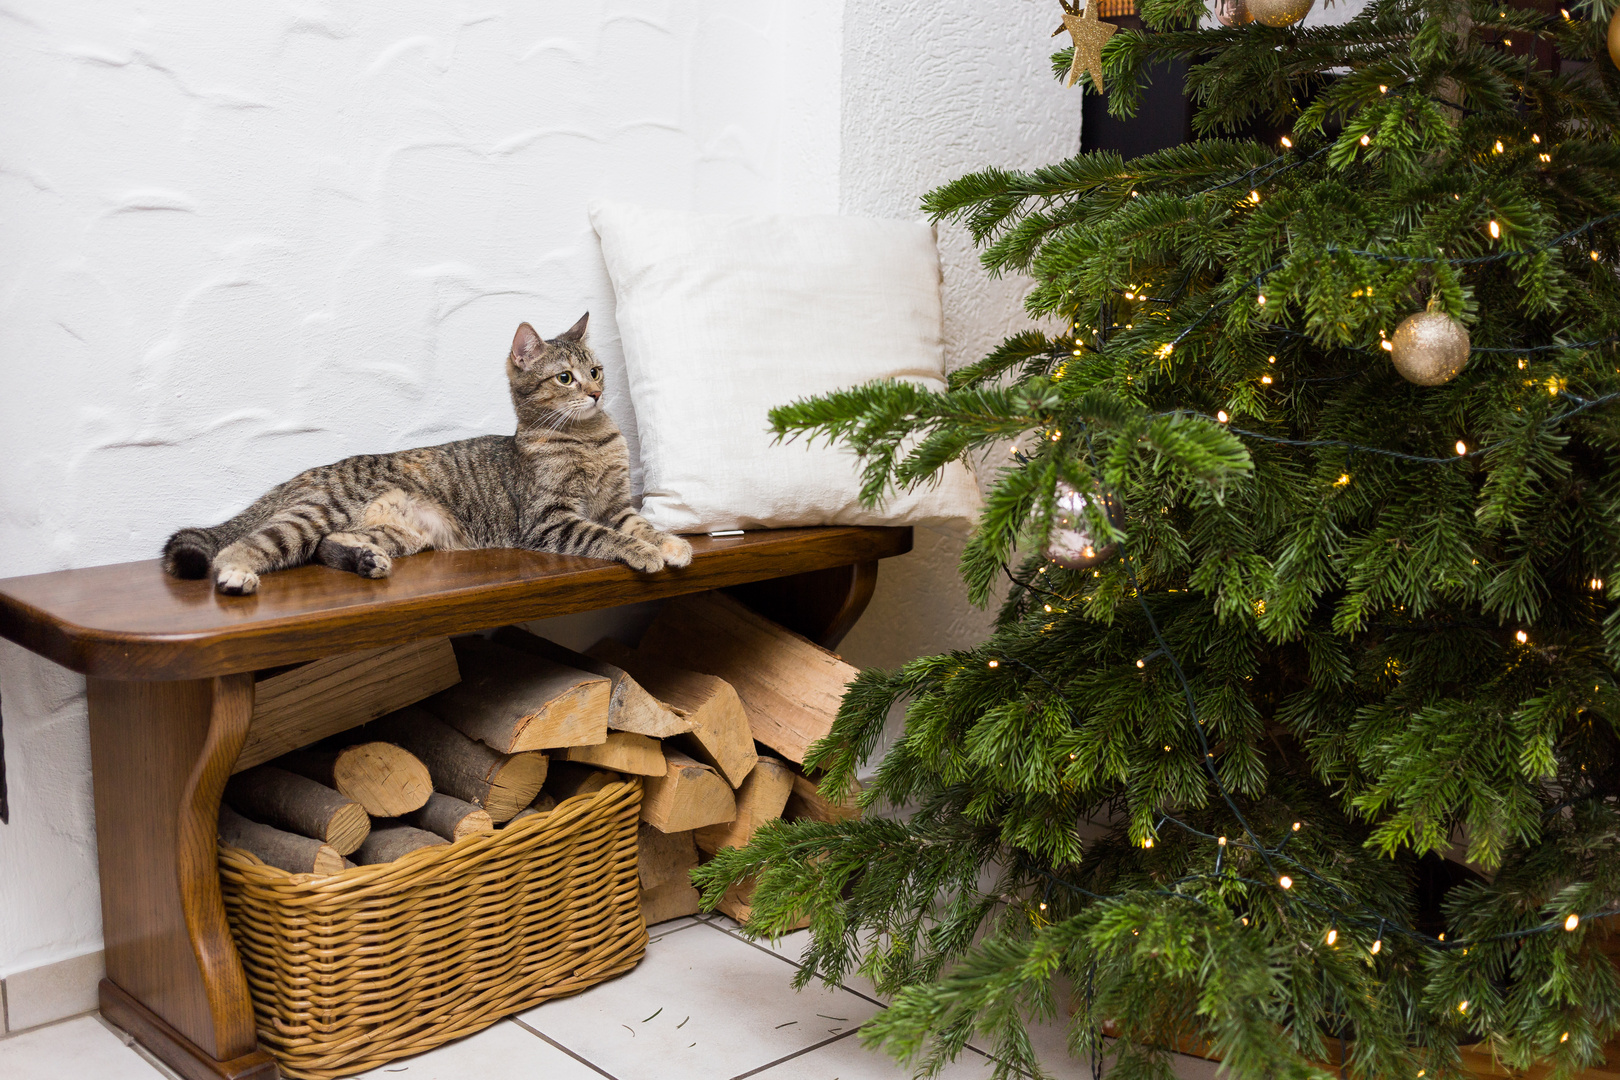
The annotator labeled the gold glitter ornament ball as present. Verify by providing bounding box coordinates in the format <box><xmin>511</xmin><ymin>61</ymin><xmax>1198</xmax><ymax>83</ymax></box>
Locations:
<box><xmin>1043</xmin><ymin>482</ymin><xmax>1123</xmax><ymax>570</ymax></box>
<box><xmin>1390</xmin><ymin>307</ymin><xmax>1470</xmax><ymax>386</ymax></box>
<box><xmin>1609</xmin><ymin>8</ymin><xmax>1620</xmax><ymax>71</ymax></box>
<box><xmin>1213</xmin><ymin>0</ymin><xmax>1251</xmax><ymax>26</ymax></box>
<box><xmin>1246</xmin><ymin>0</ymin><xmax>1312</xmax><ymax>26</ymax></box>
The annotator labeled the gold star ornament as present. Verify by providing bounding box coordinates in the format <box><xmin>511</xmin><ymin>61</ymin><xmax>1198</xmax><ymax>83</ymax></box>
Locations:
<box><xmin>1056</xmin><ymin>1</ymin><xmax>1120</xmax><ymax>93</ymax></box>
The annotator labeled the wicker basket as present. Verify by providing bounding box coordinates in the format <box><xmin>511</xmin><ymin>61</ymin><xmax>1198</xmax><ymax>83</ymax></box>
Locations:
<box><xmin>218</xmin><ymin>779</ymin><xmax>647</xmax><ymax>1080</ymax></box>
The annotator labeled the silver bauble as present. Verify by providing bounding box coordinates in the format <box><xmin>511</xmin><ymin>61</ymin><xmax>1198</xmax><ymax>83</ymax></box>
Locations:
<box><xmin>1246</xmin><ymin>0</ymin><xmax>1312</xmax><ymax>27</ymax></box>
<box><xmin>1043</xmin><ymin>481</ymin><xmax>1123</xmax><ymax>570</ymax></box>
<box><xmin>1213</xmin><ymin>0</ymin><xmax>1251</xmax><ymax>27</ymax></box>
<box><xmin>1390</xmin><ymin>307</ymin><xmax>1470</xmax><ymax>386</ymax></box>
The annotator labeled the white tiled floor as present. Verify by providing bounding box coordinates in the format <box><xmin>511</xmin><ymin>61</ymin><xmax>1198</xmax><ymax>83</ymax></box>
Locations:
<box><xmin>0</xmin><ymin>915</ymin><xmax>1219</xmax><ymax>1080</ymax></box>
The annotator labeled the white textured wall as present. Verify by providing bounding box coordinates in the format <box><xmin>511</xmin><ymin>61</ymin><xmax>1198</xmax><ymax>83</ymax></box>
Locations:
<box><xmin>0</xmin><ymin>0</ymin><xmax>1072</xmax><ymax>976</ymax></box>
<box><xmin>835</xmin><ymin>0</ymin><xmax>1073</xmax><ymax>672</ymax></box>
<box><xmin>0</xmin><ymin>0</ymin><xmax>841</xmax><ymax>977</ymax></box>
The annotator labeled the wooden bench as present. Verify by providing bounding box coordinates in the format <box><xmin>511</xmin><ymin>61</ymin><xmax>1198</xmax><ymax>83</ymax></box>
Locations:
<box><xmin>0</xmin><ymin>526</ymin><xmax>912</xmax><ymax>1080</ymax></box>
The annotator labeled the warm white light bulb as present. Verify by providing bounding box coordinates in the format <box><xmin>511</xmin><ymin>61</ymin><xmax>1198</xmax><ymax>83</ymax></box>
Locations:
<box><xmin>1489</xmin><ymin>220</ymin><xmax>1501</xmax><ymax>238</ymax></box>
<box><xmin>1565</xmin><ymin>912</ymin><xmax>1581</xmax><ymax>931</ymax></box>
<box><xmin>1326</xmin><ymin>928</ymin><xmax>1338</xmax><ymax>946</ymax></box>
<box><xmin>1360</xmin><ymin>134</ymin><xmax>1370</xmax><ymax>146</ymax></box>
<box><xmin>1280</xmin><ymin>136</ymin><xmax>1292</xmax><ymax>148</ymax></box>
<box><xmin>1216</xmin><ymin>410</ymin><xmax>1229</xmax><ymax>423</ymax></box>
<box><xmin>1279</xmin><ymin>875</ymin><xmax>1293</xmax><ymax>889</ymax></box>
<box><xmin>1371</xmin><ymin>939</ymin><xmax>1382</xmax><ymax>955</ymax></box>
<box><xmin>1455</xmin><ymin>440</ymin><xmax>1468</xmax><ymax>455</ymax></box>
<box><xmin>1516</xmin><ymin>630</ymin><xmax>1529</xmax><ymax>644</ymax></box>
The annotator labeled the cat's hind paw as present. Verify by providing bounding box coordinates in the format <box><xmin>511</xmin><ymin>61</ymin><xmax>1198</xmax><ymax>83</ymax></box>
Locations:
<box><xmin>216</xmin><ymin>567</ymin><xmax>260</xmax><ymax>595</ymax></box>
<box><xmin>621</xmin><ymin>541</ymin><xmax>665</xmax><ymax>574</ymax></box>
<box><xmin>658</xmin><ymin>534</ymin><xmax>693</xmax><ymax>569</ymax></box>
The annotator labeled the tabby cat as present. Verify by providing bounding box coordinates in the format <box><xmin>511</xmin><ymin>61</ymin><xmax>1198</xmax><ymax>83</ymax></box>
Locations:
<box><xmin>163</xmin><ymin>314</ymin><xmax>692</xmax><ymax>595</ymax></box>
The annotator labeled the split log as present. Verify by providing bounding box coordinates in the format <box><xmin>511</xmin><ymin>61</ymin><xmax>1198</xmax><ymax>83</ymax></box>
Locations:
<box><xmin>425</xmin><ymin>636</ymin><xmax>610</xmax><ymax>752</ymax></box>
<box><xmin>714</xmin><ymin>875</ymin><xmax>809</xmax><ymax>930</ymax></box>
<box><xmin>365</xmin><ymin>705</ymin><xmax>547</xmax><ymax>822</ymax></box>
<box><xmin>223</xmin><ymin>766</ymin><xmax>371</xmax><ymax>855</ymax></box>
<box><xmin>351</xmin><ymin>822</ymin><xmax>447</xmax><ymax>864</ymax></box>
<box><xmin>493</xmin><ymin>626</ymin><xmax>692</xmax><ymax>737</ymax></box>
<box><xmin>784</xmin><ymin>770</ymin><xmax>863</xmax><ymax>824</ymax></box>
<box><xmin>217</xmin><ymin>805</ymin><xmax>345</xmax><ymax>876</ymax></box>
<box><xmin>695</xmin><ymin>756</ymin><xmax>795</xmax><ymax>854</ymax></box>
<box><xmin>641</xmin><ymin>879</ymin><xmax>703</xmax><ymax>926</ymax></box>
<box><xmin>563</xmin><ymin>731</ymin><xmax>665</xmax><ymax>776</ymax></box>
<box><xmin>404</xmin><ymin>792</ymin><xmax>493</xmax><ymax>841</ymax></box>
<box><xmin>237</xmin><ymin>638</ymin><xmax>460</xmax><ymax>772</ymax></box>
<box><xmin>637</xmin><ymin>592</ymin><xmax>859</xmax><ymax>764</ymax></box>
<box><xmin>590</xmin><ymin>639</ymin><xmax>756</xmax><ymax>787</ymax></box>
<box><xmin>276</xmin><ymin>742</ymin><xmax>433</xmax><ymax>817</ymax></box>
<box><xmin>642</xmin><ymin>749</ymin><xmax>736</xmax><ymax>833</ymax></box>
<box><xmin>637</xmin><ymin>823</ymin><xmax>699</xmax><ymax>891</ymax></box>
<box><xmin>545</xmin><ymin>762</ymin><xmax>621</xmax><ymax>802</ymax></box>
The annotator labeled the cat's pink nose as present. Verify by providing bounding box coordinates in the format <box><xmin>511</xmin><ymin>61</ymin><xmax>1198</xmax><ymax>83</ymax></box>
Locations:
<box><xmin>589</xmin><ymin>391</ymin><xmax>601</xmax><ymax>401</ymax></box>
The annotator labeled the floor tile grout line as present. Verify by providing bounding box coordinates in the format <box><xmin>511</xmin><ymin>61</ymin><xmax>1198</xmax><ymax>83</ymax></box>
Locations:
<box><xmin>699</xmin><ymin>920</ymin><xmax>889</xmax><ymax>1010</ymax></box>
<box><xmin>508</xmin><ymin>1017</ymin><xmax>623</xmax><ymax>1080</ymax></box>
<box><xmin>699</xmin><ymin>921</ymin><xmax>1049</xmax><ymax>1077</ymax></box>
<box><xmin>725</xmin><ymin>1027</ymin><xmax>863</xmax><ymax>1080</ymax></box>
<box><xmin>646</xmin><ymin>918</ymin><xmax>710</xmax><ymax>945</ymax></box>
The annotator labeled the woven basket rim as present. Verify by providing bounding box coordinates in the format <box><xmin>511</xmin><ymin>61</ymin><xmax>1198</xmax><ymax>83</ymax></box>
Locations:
<box><xmin>219</xmin><ymin>778</ymin><xmax>641</xmax><ymax>890</ymax></box>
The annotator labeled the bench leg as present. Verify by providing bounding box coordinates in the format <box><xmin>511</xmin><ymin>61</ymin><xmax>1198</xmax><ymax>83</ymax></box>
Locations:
<box><xmin>87</xmin><ymin>674</ymin><xmax>277</xmax><ymax>1079</ymax></box>
<box><xmin>725</xmin><ymin>559</ymin><xmax>879</xmax><ymax>649</ymax></box>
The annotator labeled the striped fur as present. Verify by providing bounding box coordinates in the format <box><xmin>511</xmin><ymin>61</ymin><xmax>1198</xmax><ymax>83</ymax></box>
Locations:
<box><xmin>162</xmin><ymin>315</ymin><xmax>692</xmax><ymax>595</ymax></box>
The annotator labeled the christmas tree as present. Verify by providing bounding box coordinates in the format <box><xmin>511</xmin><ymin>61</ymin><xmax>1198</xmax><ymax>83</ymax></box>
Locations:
<box><xmin>695</xmin><ymin>0</ymin><xmax>1620</xmax><ymax>1076</ymax></box>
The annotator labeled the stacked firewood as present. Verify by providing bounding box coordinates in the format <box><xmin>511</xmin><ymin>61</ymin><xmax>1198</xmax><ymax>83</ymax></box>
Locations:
<box><xmin>217</xmin><ymin>592</ymin><xmax>861</xmax><ymax>924</ymax></box>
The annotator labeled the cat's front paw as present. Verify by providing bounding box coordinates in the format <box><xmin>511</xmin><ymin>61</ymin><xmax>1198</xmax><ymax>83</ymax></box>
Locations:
<box><xmin>355</xmin><ymin>548</ymin><xmax>392</xmax><ymax>579</ymax></box>
<box><xmin>658</xmin><ymin>534</ymin><xmax>693</xmax><ymax>569</ymax></box>
<box><xmin>216</xmin><ymin>566</ymin><xmax>260</xmax><ymax>595</ymax></box>
<box><xmin>621</xmin><ymin>541</ymin><xmax>665</xmax><ymax>574</ymax></box>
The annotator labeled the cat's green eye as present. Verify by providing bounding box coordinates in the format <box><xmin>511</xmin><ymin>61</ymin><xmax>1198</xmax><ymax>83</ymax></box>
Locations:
<box><xmin>556</xmin><ymin>372</ymin><xmax>574</xmax><ymax>385</ymax></box>
<box><xmin>590</xmin><ymin>367</ymin><xmax>600</xmax><ymax>379</ymax></box>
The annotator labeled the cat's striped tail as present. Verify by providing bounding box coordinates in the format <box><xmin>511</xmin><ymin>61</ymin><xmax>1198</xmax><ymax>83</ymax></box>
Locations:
<box><xmin>162</xmin><ymin>495</ymin><xmax>276</xmax><ymax>578</ymax></box>
<box><xmin>162</xmin><ymin>526</ymin><xmax>223</xmax><ymax>578</ymax></box>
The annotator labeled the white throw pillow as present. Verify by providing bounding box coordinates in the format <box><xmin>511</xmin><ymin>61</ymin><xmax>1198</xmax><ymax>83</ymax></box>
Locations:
<box><xmin>590</xmin><ymin>202</ymin><xmax>982</xmax><ymax>535</ymax></box>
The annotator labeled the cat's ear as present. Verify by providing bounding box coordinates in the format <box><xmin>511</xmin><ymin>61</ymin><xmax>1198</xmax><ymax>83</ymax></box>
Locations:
<box><xmin>511</xmin><ymin>323</ymin><xmax>545</xmax><ymax>367</ymax></box>
<box><xmin>556</xmin><ymin>312</ymin><xmax>589</xmax><ymax>344</ymax></box>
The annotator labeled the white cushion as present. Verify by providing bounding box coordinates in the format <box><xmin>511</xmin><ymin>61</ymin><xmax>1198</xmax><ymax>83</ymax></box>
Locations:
<box><xmin>590</xmin><ymin>202</ymin><xmax>981</xmax><ymax>535</ymax></box>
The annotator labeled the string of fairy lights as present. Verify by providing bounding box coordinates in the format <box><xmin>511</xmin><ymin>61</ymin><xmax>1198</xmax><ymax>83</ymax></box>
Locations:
<box><xmin>967</xmin><ymin>173</ymin><xmax>1620</xmax><ymax>975</ymax></box>
<box><xmin>907</xmin><ymin>29</ymin><xmax>1620</xmax><ymax>1064</ymax></box>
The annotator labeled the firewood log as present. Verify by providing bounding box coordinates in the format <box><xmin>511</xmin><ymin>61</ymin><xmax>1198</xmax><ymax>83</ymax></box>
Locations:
<box><xmin>217</xmin><ymin>805</ymin><xmax>345</xmax><ymax>875</ymax></box>
<box><xmin>425</xmin><ymin>636</ymin><xmax>610</xmax><ymax>752</ymax></box>
<box><xmin>784</xmin><ymin>769</ymin><xmax>863</xmax><ymax>824</ymax></box>
<box><xmin>714</xmin><ymin>874</ymin><xmax>808</xmax><ymax>930</ymax></box>
<box><xmin>223</xmin><ymin>766</ymin><xmax>371</xmax><ymax>855</ymax></box>
<box><xmin>351</xmin><ymin>822</ymin><xmax>447</xmax><ymax>864</ymax></box>
<box><xmin>237</xmin><ymin>638</ymin><xmax>459</xmax><ymax>771</ymax></box>
<box><xmin>641</xmin><ymin>880</ymin><xmax>703</xmax><ymax>925</ymax></box>
<box><xmin>403</xmin><ymin>792</ymin><xmax>493</xmax><ymax>841</ymax></box>
<box><xmin>365</xmin><ymin>705</ymin><xmax>547</xmax><ymax>822</ymax></box>
<box><xmin>545</xmin><ymin>762</ymin><xmax>621</xmax><ymax>802</ymax></box>
<box><xmin>589</xmin><ymin>639</ymin><xmax>757</xmax><ymax>786</ymax></box>
<box><xmin>276</xmin><ymin>742</ymin><xmax>433</xmax><ymax>817</ymax></box>
<box><xmin>641</xmin><ymin>749</ymin><xmax>736</xmax><ymax>832</ymax></box>
<box><xmin>493</xmin><ymin>626</ymin><xmax>692</xmax><ymax>737</ymax></box>
<box><xmin>563</xmin><ymin>731</ymin><xmax>665</xmax><ymax>776</ymax></box>
<box><xmin>636</xmin><ymin>592</ymin><xmax>859</xmax><ymax>764</ymax></box>
<box><xmin>637</xmin><ymin>823</ymin><xmax>699</xmax><ymax>891</ymax></box>
<box><xmin>695</xmin><ymin>756</ymin><xmax>795</xmax><ymax>854</ymax></box>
